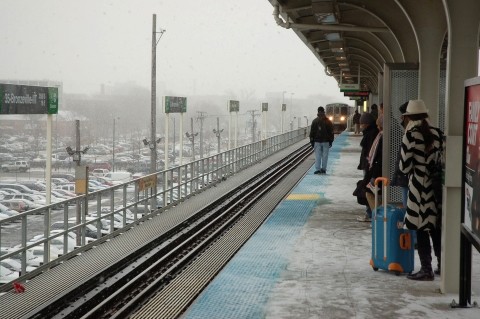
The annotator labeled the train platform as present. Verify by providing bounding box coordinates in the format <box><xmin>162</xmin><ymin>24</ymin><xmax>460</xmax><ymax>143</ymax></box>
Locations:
<box><xmin>180</xmin><ymin>132</ymin><xmax>480</xmax><ymax>319</ymax></box>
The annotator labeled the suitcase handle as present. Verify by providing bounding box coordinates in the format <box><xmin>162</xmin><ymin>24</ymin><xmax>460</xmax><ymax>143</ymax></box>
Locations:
<box><xmin>374</xmin><ymin>177</ymin><xmax>389</xmax><ymax>260</ymax></box>
<box><xmin>400</xmin><ymin>232</ymin><xmax>412</xmax><ymax>250</ymax></box>
<box><xmin>374</xmin><ymin>177</ymin><xmax>389</xmax><ymax>186</ymax></box>
<box><xmin>373</xmin><ymin>177</ymin><xmax>389</xmax><ymax>210</ymax></box>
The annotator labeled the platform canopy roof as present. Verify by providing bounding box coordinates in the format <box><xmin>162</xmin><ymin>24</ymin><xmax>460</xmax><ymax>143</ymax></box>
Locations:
<box><xmin>268</xmin><ymin>0</ymin><xmax>450</xmax><ymax>95</ymax></box>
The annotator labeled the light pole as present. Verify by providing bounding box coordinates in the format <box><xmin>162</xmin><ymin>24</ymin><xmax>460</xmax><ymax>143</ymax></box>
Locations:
<box><xmin>304</xmin><ymin>116</ymin><xmax>309</xmax><ymax>127</ymax></box>
<box><xmin>282</xmin><ymin>91</ymin><xmax>287</xmax><ymax>133</ymax></box>
<box><xmin>143</xmin><ymin>137</ymin><xmax>162</xmax><ymax>169</ymax></box>
<box><xmin>185</xmin><ymin>118</ymin><xmax>198</xmax><ymax>160</ymax></box>
<box><xmin>290</xmin><ymin>92</ymin><xmax>294</xmax><ymax>127</ymax></box>
<box><xmin>213</xmin><ymin>117</ymin><xmax>224</xmax><ymax>154</ymax></box>
<box><xmin>150</xmin><ymin>14</ymin><xmax>166</xmax><ymax>174</ymax></box>
<box><xmin>172</xmin><ymin>117</ymin><xmax>176</xmax><ymax>164</ymax></box>
<box><xmin>112</xmin><ymin>117</ymin><xmax>119</xmax><ymax>172</ymax></box>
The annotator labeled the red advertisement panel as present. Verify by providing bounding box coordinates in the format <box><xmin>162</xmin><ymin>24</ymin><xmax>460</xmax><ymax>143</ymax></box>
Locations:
<box><xmin>464</xmin><ymin>79</ymin><xmax>480</xmax><ymax>237</ymax></box>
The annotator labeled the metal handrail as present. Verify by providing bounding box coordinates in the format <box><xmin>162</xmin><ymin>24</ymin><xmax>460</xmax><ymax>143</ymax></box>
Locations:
<box><xmin>0</xmin><ymin>128</ymin><xmax>306</xmax><ymax>290</ymax></box>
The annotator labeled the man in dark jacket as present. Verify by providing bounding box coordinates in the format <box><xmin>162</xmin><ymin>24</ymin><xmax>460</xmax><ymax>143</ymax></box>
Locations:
<box><xmin>309</xmin><ymin>106</ymin><xmax>334</xmax><ymax>174</ymax></box>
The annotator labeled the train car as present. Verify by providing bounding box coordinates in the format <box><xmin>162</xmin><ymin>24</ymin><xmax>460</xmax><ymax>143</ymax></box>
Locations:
<box><xmin>325</xmin><ymin>103</ymin><xmax>354</xmax><ymax>134</ymax></box>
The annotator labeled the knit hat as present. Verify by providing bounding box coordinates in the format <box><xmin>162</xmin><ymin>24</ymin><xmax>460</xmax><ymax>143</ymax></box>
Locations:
<box><xmin>318</xmin><ymin>106</ymin><xmax>325</xmax><ymax>113</ymax></box>
<box><xmin>359</xmin><ymin>112</ymin><xmax>375</xmax><ymax>125</ymax></box>
<box><xmin>404</xmin><ymin>99</ymin><xmax>429</xmax><ymax>115</ymax></box>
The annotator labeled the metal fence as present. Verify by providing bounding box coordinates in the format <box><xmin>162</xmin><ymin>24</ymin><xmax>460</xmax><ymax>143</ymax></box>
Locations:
<box><xmin>0</xmin><ymin>128</ymin><xmax>307</xmax><ymax>289</ymax></box>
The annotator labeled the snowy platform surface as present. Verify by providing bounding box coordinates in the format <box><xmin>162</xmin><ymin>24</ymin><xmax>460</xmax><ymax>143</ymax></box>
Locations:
<box><xmin>183</xmin><ymin>132</ymin><xmax>480</xmax><ymax>319</ymax></box>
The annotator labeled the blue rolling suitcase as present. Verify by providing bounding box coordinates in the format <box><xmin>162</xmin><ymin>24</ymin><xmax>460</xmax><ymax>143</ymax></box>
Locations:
<box><xmin>370</xmin><ymin>177</ymin><xmax>414</xmax><ymax>275</ymax></box>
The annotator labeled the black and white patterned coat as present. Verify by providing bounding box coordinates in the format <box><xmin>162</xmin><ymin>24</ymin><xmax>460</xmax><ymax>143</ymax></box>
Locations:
<box><xmin>399</xmin><ymin>120</ymin><xmax>443</xmax><ymax>231</ymax></box>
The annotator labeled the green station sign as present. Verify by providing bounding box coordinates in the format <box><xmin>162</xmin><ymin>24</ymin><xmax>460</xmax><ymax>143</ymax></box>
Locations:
<box><xmin>229</xmin><ymin>100</ymin><xmax>239</xmax><ymax>112</ymax></box>
<box><xmin>165</xmin><ymin>96</ymin><xmax>187</xmax><ymax>113</ymax></box>
<box><xmin>0</xmin><ymin>84</ymin><xmax>58</xmax><ymax>115</ymax></box>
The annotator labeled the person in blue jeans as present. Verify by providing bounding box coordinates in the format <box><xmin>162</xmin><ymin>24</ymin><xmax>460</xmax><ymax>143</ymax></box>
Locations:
<box><xmin>309</xmin><ymin>106</ymin><xmax>334</xmax><ymax>174</ymax></box>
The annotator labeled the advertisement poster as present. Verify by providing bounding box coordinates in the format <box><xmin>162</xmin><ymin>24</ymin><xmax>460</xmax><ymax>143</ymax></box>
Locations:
<box><xmin>464</xmin><ymin>78</ymin><xmax>480</xmax><ymax>238</ymax></box>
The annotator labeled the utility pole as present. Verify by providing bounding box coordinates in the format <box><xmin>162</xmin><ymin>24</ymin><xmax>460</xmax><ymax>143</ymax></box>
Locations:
<box><xmin>247</xmin><ymin>110</ymin><xmax>260</xmax><ymax>143</ymax></box>
<box><xmin>213</xmin><ymin>117</ymin><xmax>224</xmax><ymax>154</ymax></box>
<box><xmin>185</xmin><ymin>118</ymin><xmax>198</xmax><ymax>160</ymax></box>
<box><xmin>65</xmin><ymin>120</ymin><xmax>89</xmax><ymax>247</ymax></box>
<box><xmin>149</xmin><ymin>14</ymin><xmax>166</xmax><ymax>174</ymax></box>
<box><xmin>197</xmin><ymin>111</ymin><xmax>207</xmax><ymax>158</ymax></box>
<box><xmin>290</xmin><ymin>92</ymin><xmax>294</xmax><ymax>129</ymax></box>
<box><xmin>112</xmin><ymin>117</ymin><xmax>119</xmax><ymax>172</ymax></box>
<box><xmin>172</xmin><ymin>117</ymin><xmax>176</xmax><ymax>163</ymax></box>
<box><xmin>150</xmin><ymin>14</ymin><xmax>157</xmax><ymax>174</ymax></box>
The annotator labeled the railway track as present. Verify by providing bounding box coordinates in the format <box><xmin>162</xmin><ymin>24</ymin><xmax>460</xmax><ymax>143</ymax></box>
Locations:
<box><xmin>27</xmin><ymin>144</ymin><xmax>312</xmax><ymax>319</ymax></box>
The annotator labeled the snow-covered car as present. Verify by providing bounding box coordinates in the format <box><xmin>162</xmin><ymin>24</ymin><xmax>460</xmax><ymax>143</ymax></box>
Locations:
<box><xmin>0</xmin><ymin>258</ymin><xmax>36</xmax><ymax>274</ymax></box>
<box><xmin>0</xmin><ymin>265</ymin><xmax>19</xmax><ymax>284</ymax></box>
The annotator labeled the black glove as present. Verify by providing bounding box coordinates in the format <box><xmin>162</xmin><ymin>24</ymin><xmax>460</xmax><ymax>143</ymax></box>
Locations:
<box><xmin>329</xmin><ymin>141</ymin><xmax>333</xmax><ymax>148</ymax></box>
<box><xmin>310</xmin><ymin>139</ymin><xmax>314</xmax><ymax>148</ymax></box>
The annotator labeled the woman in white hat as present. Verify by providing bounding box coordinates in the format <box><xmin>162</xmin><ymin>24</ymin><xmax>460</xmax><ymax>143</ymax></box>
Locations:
<box><xmin>399</xmin><ymin>99</ymin><xmax>444</xmax><ymax>281</ymax></box>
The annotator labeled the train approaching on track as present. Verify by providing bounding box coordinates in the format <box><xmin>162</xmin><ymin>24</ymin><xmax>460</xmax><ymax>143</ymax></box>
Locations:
<box><xmin>325</xmin><ymin>103</ymin><xmax>355</xmax><ymax>134</ymax></box>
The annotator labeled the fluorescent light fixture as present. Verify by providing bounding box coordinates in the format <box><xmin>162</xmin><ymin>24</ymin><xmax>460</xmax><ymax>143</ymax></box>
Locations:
<box><xmin>330</xmin><ymin>41</ymin><xmax>344</xmax><ymax>53</ymax></box>
<box><xmin>325</xmin><ymin>32</ymin><xmax>341</xmax><ymax>41</ymax></box>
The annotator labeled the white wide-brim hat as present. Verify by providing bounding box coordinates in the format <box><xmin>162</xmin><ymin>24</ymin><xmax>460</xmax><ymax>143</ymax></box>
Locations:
<box><xmin>404</xmin><ymin>99</ymin><xmax>429</xmax><ymax>115</ymax></box>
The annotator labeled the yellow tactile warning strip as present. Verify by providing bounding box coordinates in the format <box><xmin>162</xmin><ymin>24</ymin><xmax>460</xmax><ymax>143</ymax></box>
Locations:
<box><xmin>286</xmin><ymin>194</ymin><xmax>321</xmax><ymax>200</ymax></box>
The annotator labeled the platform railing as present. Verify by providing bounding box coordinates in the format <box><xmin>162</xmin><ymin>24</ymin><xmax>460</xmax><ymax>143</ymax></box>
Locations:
<box><xmin>0</xmin><ymin>128</ymin><xmax>307</xmax><ymax>290</ymax></box>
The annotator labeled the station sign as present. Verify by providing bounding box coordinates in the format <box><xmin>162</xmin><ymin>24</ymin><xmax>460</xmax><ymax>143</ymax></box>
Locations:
<box><xmin>344</xmin><ymin>91</ymin><xmax>370</xmax><ymax>97</ymax></box>
<box><xmin>262</xmin><ymin>103</ymin><xmax>268</xmax><ymax>112</ymax></box>
<box><xmin>0</xmin><ymin>83</ymin><xmax>58</xmax><ymax>114</ymax></box>
<box><xmin>339</xmin><ymin>83</ymin><xmax>359</xmax><ymax>92</ymax></box>
<box><xmin>165</xmin><ymin>96</ymin><xmax>187</xmax><ymax>113</ymax></box>
<box><xmin>229</xmin><ymin>100</ymin><xmax>239</xmax><ymax>112</ymax></box>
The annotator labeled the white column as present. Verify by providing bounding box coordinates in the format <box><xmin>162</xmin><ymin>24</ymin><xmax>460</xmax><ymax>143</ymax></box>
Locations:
<box><xmin>441</xmin><ymin>0</ymin><xmax>480</xmax><ymax>293</ymax></box>
<box><xmin>396</xmin><ymin>0</ymin><xmax>447</xmax><ymax>126</ymax></box>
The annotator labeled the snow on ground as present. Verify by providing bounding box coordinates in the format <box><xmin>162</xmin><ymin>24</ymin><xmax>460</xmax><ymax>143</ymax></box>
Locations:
<box><xmin>264</xmin><ymin>134</ymin><xmax>480</xmax><ymax>319</ymax></box>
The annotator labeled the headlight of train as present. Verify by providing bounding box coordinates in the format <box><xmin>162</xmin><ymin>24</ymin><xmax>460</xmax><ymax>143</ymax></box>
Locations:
<box><xmin>328</xmin><ymin>116</ymin><xmax>333</xmax><ymax>121</ymax></box>
<box><xmin>340</xmin><ymin>116</ymin><xmax>345</xmax><ymax>121</ymax></box>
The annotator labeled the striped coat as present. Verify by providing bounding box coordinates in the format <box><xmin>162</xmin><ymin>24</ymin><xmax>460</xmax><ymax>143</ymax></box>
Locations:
<box><xmin>399</xmin><ymin>121</ymin><xmax>443</xmax><ymax>231</ymax></box>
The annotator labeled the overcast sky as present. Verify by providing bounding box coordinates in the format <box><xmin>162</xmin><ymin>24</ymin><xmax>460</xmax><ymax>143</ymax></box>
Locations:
<box><xmin>0</xmin><ymin>0</ymin><xmax>350</xmax><ymax>103</ymax></box>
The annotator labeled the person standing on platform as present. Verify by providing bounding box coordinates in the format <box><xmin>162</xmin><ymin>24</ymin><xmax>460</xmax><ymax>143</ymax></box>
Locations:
<box><xmin>309</xmin><ymin>106</ymin><xmax>334</xmax><ymax>175</ymax></box>
<box><xmin>363</xmin><ymin>115</ymin><xmax>384</xmax><ymax>211</ymax></box>
<box><xmin>399</xmin><ymin>100</ymin><xmax>443</xmax><ymax>280</ymax></box>
<box><xmin>356</xmin><ymin>112</ymin><xmax>378</xmax><ymax>222</ymax></box>
<box><xmin>353</xmin><ymin>109</ymin><xmax>361</xmax><ymax>134</ymax></box>
<box><xmin>370</xmin><ymin>104</ymin><xmax>379</xmax><ymax>120</ymax></box>
<box><xmin>392</xmin><ymin>102</ymin><xmax>410</xmax><ymax>208</ymax></box>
